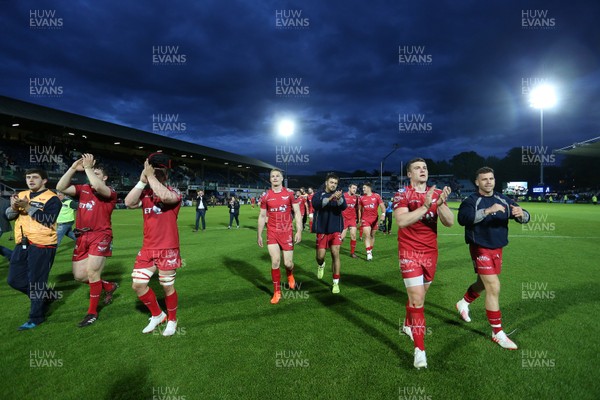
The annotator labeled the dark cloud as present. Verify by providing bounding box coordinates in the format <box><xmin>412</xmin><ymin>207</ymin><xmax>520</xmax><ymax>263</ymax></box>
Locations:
<box><xmin>1</xmin><ymin>0</ymin><xmax>598</xmax><ymax>175</ymax></box>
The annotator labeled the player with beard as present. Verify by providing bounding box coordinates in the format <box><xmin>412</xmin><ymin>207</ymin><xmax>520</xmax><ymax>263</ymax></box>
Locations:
<box><xmin>455</xmin><ymin>166</ymin><xmax>530</xmax><ymax>350</ymax></box>
<box><xmin>312</xmin><ymin>173</ymin><xmax>347</xmax><ymax>293</ymax></box>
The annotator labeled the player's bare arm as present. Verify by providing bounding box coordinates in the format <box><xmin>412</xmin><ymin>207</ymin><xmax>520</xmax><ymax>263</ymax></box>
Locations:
<box><xmin>395</xmin><ymin>186</ymin><xmax>436</xmax><ymax>228</ymax></box>
<box><xmin>56</xmin><ymin>158</ymin><xmax>84</xmax><ymax>196</ymax></box>
<box><xmin>124</xmin><ymin>169</ymin><xmax>147</xmax><ymax>208</ymax></box>
<box><xmin>257</xmin><ymin>208</ymin><xmax>267</xmax><ymax>247</ymax></box>
<box><xmin>379</xmin><ymin>201</ymin><xmax>386</xmax><ymax>223</ymax></box>
<box><xmin>81</xmin><ymin>153</ymin><xmax>111</xmax><ymax>198</ymax></box>
<box><xmin>292</xmin><ymin>202</ymin><xmax>302</xmax><ymax>243</ymax></box>
<box><xmin>144</xmin><ymin>161</ymin><xmax>179</xmax><ymax>205</ymax></box>
<box><xmin>436</xmin><ymin>186</ymin><xmax>454</xmax><ymax>227</ymax></box>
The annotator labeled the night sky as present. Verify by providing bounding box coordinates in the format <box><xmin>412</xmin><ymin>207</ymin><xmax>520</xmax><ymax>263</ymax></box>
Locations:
<box><xmin>1</xmin><ymin>0</ymin><xmax>599</xmax><ymax>174</ymax></box>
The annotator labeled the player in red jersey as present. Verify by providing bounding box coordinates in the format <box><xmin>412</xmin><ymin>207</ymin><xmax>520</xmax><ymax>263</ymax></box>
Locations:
<box><xmin>295</xmin><ymin>189</ymin><xmax>308</xmax><ymax>230</ymax></box>
<box><xmin>257</xmin><ymin>169</ymin><xmax>302</xmax><ymax>304</ymax></box>
<box><xmin>250</xmin><ymin>196</ymin><xmax>256</xmax><ymax>208</ymax></box>
<box><xmin>56</xmin><ymin>154</ymin><xmax>118</xmax><ymax>327</ymax></box>
<box><xmin>125</xmin><ymin>156</ymin><xmax>182</xmax><ymax>336</ymax></box>
<box><xmin>341</xmin><ymin>183</ymin><xmax>359</xmax><ymax>258</ymax></box>
<box><xmin>307</xmin><ymin>187</ymin><xmax>315</xmax><ymax>231</ymax></box>
<box><xmin>393</xmin><ymin>158</ymin><xmax>453</xmax><ymax>369</ymax></box>
<box><xmin>358</xmin><ymin>182</ymin><xmax>385</xmax><ymax>261</ymax></box>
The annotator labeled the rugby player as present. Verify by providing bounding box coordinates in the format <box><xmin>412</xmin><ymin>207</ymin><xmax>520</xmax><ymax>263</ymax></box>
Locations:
<box><xmin>455</xmin><ymin>167</ymin><xmax>530</xmax><ymax>350</ymax></box>
<box><xmin>340</xmin><ymin>183</ymin><xmax>359</xmax><ymax>258</ymax></box>
<box><xmin>257</xmin><ymin>169</ymin><xmax>302</xmax><ymax>304</ymax></box>
<box><xmin>393</xmin><ymin>158</ymin><xmax>453</xmax><ymax>369</ymax></box>
<box><xmin>312</xmin><ymin>173</ymin><xmax>347</xmax><ymax>293</ymax></box>
<box><xmin>125</xmin><ymin>156</ymin><xmax>182</xmax><ymax>336</ymax></box>
<box><xmin>56</xmin><ymin>154</ymin><xmax>118</xmax><ymax>327</ymax></box>
<box><xmin>358</xmin><ymin>182</ymin><xmax>385</xmax><ymax>261</ymax></box>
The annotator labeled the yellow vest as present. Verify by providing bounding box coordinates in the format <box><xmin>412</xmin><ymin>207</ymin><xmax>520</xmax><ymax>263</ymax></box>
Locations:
<box><xmin>14</xmin><ymin>190</ymin><xmax>58</xmax><ymax>246</ymax></box>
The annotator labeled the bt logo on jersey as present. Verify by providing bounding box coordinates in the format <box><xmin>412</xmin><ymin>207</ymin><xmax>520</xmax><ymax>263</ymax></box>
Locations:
<box><xmin>144</xmin><ymin>206</ymin><xmax>163</xmax><ymax>215</ymax></box>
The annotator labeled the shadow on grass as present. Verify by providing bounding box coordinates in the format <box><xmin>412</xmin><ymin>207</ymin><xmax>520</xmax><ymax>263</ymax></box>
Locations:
<box><xmin>342</xmin><ymin>273</ymin><xmax>404</xmax><ymax>297</ymax></box>
<box><xmin>311</xmin><ymin>290</ymin><xmax>410</xmax><ymax>361</ymax></box>
<box><xmin>104</xmin><ymin>365</ymin><xmax>151</xmax><ymax>400</ymax></box>
<box><xmin>46</xmin><ymin>261</ymin><xmax>129</xmax><ymax>317</ymax></box>
<box><xmin>223</xmin><ymin>256</ymin><xmax>271</xmax><ymax>295</ymax></box>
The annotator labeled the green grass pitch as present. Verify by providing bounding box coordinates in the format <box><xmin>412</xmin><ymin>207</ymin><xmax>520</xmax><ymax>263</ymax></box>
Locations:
<box><xmin>1</xmin><ymin>202</ymin><xmax>599</xmax><ymax>400</ymax></box>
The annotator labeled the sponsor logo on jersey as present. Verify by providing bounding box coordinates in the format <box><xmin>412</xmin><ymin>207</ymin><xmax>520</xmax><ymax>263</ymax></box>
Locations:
<box><xmin>80</xmin><ymin>200</ymin><xmax>96</xmax><ymax>210</ymax></box>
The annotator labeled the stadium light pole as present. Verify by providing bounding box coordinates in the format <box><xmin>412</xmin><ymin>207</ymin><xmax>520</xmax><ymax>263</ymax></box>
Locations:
<box><xmin>380</xmin><ymin>144</ymin><xmax>400</xmax><ymax>196</ymax></box>
<box><xmin>529</xmin><ymin>84</ymin><xmax>557</xmax><ymax>186</ymax></box>
<box><xmin>277</xmin><ymin>118</ymin><xmax>295</xmax><ymax>187</ymax></box>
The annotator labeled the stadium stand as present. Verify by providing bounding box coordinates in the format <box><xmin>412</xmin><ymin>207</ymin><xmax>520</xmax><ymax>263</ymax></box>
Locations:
<box><xmin>0</xmin><ymin>96</ymin><xmax>273</xmax><ymax>198</ymax></box>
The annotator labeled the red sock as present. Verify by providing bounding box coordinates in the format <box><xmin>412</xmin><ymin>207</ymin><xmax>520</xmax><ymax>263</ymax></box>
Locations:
<box><xmin>139</xmin><ymin>288</ymin><xmax>163</xmax><ymax>316</ymax></box>
<box><xmin>408</xmin><ymin>306</ymin><xmax>426</xmax><ymax>350</ymax></box>
<box><xmin>359</xmin><ymin>228</ymin><xmax>363</xmax><ymax>238</ymax></box>
<box><xmin>87</xmin><ymin>281</ymin><xmax>102</xmax><ymax>315</ymax></box>
<box><xmin>486</xmin><ymin>309</ymin><xmax>502</xmax><ymax>334</ymax></box>
<box><xmin>271</xmin><ymin>268</ymin><xmax>281</xmax><ymax>292</ymax></box>
<box><xmin>101</xmin><ymin>280</ymin><xmax>115</xmax><ymax>291</ymax></box>
<box><xmin>333</xmin><ymin>273</ymin><xmax>340</xmax><ymax>280</ymax></box>
<box><xmin>463</xmin><ymin>286</ymin><xmax>481</xmax><ymax>303</ymax></box>
<box><xmin>350</xmin><ymin>239</ymin><xmax>356</xmax><ymax>254</ymax></box>
<box><xmin>309</xmin><ymin>221</ymin><xmax>313</xmax><ymax>230</ymax></box>
<box><xmin>404</xmin><ymin>300</ymin><xmax>411</xmax><ymax>327</ymax></box>
<box><xmin>285</xmin><ymin>267</ymin><xmax>294</xmax><ymax>277</ymax></box>
<box><xmin>366</xmin><ymin>246</ymin><xmax>373</xmax><ymax>252</ymax></box>
<box><xmin>165</xmin><ymin>290</ymin><xmax>178</xmax><ymax>321</ymax></box>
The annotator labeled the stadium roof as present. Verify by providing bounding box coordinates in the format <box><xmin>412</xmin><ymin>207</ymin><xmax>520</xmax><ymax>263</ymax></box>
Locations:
<box><xmin>554</xmin><ymin>136</ymin><xmax>600</xmax><ymax>157</ymax></box>
<box><xmin>0</xmin><ymin>95</ymin><xmax>275</xmax><ymax>169</ymax></box>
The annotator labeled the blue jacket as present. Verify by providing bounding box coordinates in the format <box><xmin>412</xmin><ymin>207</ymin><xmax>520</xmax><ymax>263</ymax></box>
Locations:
<box><xmin>458</xmin><ymin>192</ymin><xmax>530</xmax><ymax>249</ymax></box>
<box><xmin>311</xmin><ymin>190</ymin><xmax>347</xmax><ymax>234</ymax></box>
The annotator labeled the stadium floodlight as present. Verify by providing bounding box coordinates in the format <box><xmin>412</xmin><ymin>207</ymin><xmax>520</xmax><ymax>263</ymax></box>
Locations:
<box><xmin>276</xmin><ymin>118</ymin><xmax>296</xmax><ymax>187</ymax></box>
<box><xmin>277</xmin><ymin>119</ymin><xmax>295</xmax><ymax>138</ymax></box>
<box><xmin>529</xmin><ymin>84</ymin><xmax>557</xmax><ymax>185</ymax></box>
<box><xmin>529</xmin><ymin>84</ymin><xmax>557</xmax><ymax>110</ymax></box>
